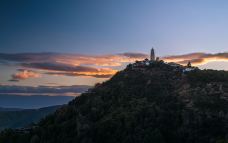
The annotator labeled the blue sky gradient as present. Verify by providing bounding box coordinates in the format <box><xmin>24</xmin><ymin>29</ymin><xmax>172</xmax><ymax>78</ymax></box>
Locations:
<box><xmin>1</xmin><ymin>0</ymin><xmax>228</xmax><ymax>55</ymax></box>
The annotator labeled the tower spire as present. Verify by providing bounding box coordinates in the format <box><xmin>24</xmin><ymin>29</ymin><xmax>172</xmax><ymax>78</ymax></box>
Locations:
<box><xmin>150</xmin><ymin>48</ymin><xmax>155</xmax><ymax>61</ymax></box>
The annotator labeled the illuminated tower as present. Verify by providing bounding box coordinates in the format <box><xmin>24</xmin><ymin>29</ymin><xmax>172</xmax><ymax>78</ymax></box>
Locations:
<box><xmin>150</xmin><ymin>48</ymin><xmax>155</xmax><ymax>61</ymax></box>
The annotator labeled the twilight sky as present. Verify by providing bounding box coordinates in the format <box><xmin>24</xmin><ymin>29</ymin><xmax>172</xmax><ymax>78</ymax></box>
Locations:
<box><xmin>0</xmin><ymin>0</ymin><xmax>228</xmax><ymax>88</ymax></box>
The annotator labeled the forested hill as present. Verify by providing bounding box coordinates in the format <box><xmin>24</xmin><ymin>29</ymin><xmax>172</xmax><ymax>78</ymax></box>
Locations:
<box><xmin>1</xmin><ymin>60</ymin><xmax>228</xmax><ymax>143</ymax></box>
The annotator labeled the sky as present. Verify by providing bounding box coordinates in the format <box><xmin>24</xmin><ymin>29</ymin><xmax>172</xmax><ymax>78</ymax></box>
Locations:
<box><xmin>0</xmin><ymin>0</ymin><xmax>228</xmax><ymax>89</ymax></box>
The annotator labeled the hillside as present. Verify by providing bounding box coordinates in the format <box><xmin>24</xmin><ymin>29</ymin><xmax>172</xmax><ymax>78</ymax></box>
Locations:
<box><xmin>0</xmin><ymin>105</ymin><xmax>61</xmax><ymax>131</ymax></box>
<box><xmin>1</xmin><ymin>60</ymin><xmax>228</xmax><ymax>143</ymax></box>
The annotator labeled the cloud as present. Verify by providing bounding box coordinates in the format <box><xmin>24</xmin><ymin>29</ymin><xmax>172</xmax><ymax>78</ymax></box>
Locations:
<box><xmin>22</xmin><ymin>63</ymin><xmax>99</xmax><ymax>72</ymax></box>
<box><xmin>1</xmin><ymin>52</ymin><xmax>228</xmax><ymax>68</ymax></box>
<box><xmin>119</xmin><ymin>53</ymin><xmax>148</xmax><ymax>59</ymax></box>
<box><xmin>10</xmin><ymin>69</ymin><xmax>41</xmax><ymax>81</ymax></box>
<box><xmin>8</xmin><ymin>79</ymin><xmax>19</xmax><ymax>82</ymax></box>
<box><xmin>0</xmin><ymin>52</ymin><xmax>146</xmax><ymax>79</ymax></box>
<box><xmin>1</xmin><ymin>52</ymin><xmax>228</xmax><ymax>81</ymax></box>
<box><xmin>45</xmin><ymin>71</ymin><xmax>114</xmax><ymax>78</ymax></box>
<box><xmin>0</xmin><ymin>52</ymin><xmax>147</xmax><ymax>67</ymax></box>
<box><xmin>22</xmin><ymin>63</ymin><xmax>117</xmax><ymax>78</ymax></box>
<box><xmin>162</xmin><ymin>52</ymin><xmax>228</xmax><ymax>65</ymax></box>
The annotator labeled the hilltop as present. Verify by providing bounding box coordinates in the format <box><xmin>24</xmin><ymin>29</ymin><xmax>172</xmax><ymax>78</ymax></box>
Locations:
<box><xmin>1</xmin><ymin>60</ymin><xmax>228</xmax><ymax>143</ymax></box>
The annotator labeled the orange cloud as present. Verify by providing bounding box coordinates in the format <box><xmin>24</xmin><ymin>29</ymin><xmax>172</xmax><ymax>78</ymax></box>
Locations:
<box><xmin>45</xmin><ymin>68</ymin><xmax>117</xmax><ymax>78</ymax></box>
<box><xmin>0</xmin><ymin>53</ymin><xmax>144</xmax><ymax>79</ymax></box>
<box><xmin>2</xmin><ymin>52</ymin><xmax>228</xmax><ymax>81</ymax></box>
<box><xmin>10</xmin><ymin>70</ymin><xmax>41</xmax><ymax>81</ymax></box>
<box><xmin>162</xmin><ymin>52</ymin><xmax>228</xmax><ymax>66</ymax></box>
<box><xmin>21</xmin><ymin>62</ymin><xmax>117</xmax><ymax>78</ymax></box>
<box><xmin>0</xmin><ymin>52</ymin><xmax>147</xmax><ymax>67</ymax></box>
<box><xmin>53</xmin><ymin>53</ymin><xmax>147</xmax><ymax>67</ymax></box>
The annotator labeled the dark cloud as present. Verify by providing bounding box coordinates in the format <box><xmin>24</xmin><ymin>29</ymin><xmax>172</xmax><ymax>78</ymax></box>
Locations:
<box><xmin>21</xmin><ymin>62</ymin><xmax>98</xmax><ymax>72</ymax></box>
<box><xmin>119</xmin><ymin>53</ymin><xmax>148</xmax><ymax>59</ymax></box>
<box><xmin>163</xmin><ymin>53</ymin><xmax>207</xmax><ymax>60</ymax></box>
<box><xmin>178</xmin><ymin>59</ymin><xmax>205</xmax><ymax>65</ymax></box>
<box><xmin>0</xmin><ymin>52</ymin><xmax>146</xmax><ymax>66</ymax></box>
<box><xmin>0</xmin><ymin>53</ymin><xmax>59</xmax><ymax>62</ymax></box>
<box><xmin>8</xmin><ymin>79</ymin><xmax>19</xmax><ymax>82</ymax></box>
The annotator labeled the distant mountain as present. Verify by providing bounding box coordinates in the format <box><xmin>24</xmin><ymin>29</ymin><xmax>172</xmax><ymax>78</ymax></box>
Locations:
<box><xmin>0</xmin><ymin>107</ymin><xmax>23</xmax><ymax>112</ymax></box>
<box><xmin>1</xmin><ymin>60</ymin><xmax>228</xmax><ymax>143</ymax></box>
<box><xmin>0</xmin><ymin>85</ymin><xmax>91</xmax><ymax>95</ymax></box>
<box><xmin>0</xmin><ymin>105</ymin><xmax>61</xmax><ymax>131</ymax></box>
<box><xmin>0</xmin><ymin>95</ymin><xmax>75</xmax><ymax>109</ymax></box>
<box><xmin>0</xmin><ymin>85</ymin><xmax>91</xmax><ymax>108</ymax></box>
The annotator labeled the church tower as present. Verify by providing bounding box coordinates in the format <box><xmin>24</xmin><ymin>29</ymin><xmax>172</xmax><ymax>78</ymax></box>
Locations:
<box><xmin>150</xmin><ymin>48</ymin><xmax>155</xmax><ymax>61</ymax></box>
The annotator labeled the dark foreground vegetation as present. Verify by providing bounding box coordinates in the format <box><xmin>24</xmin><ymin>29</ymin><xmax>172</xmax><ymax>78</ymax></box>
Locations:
<box><xmin>1</xmin><ymin>61</ymin><xmax>228</xmax><ymax>143</ymax></box>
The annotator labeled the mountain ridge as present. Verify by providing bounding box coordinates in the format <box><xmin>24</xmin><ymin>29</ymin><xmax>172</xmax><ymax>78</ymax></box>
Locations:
<box><xmin>0</xmin><ymin>94</ymin><xmax>75</xmax><ymax>109</ymax></box>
